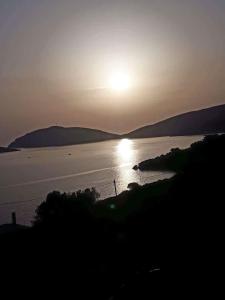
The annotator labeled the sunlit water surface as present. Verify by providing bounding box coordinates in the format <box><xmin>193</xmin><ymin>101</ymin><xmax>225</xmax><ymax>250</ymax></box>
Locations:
<box><xmin>0</xmin><ymin>136</ymin><xmax>202</xmax><ymax>225</ymax></box>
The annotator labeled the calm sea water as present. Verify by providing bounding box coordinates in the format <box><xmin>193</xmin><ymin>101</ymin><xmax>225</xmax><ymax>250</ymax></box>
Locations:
<box><xmin>0</xmin><ymin>136</ymin><xmax>202</xmax><ymax>225</ymax></box>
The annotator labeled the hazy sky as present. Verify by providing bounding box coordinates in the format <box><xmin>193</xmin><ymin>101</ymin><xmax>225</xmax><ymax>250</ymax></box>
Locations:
<box><xmin>1</xmin><ymin>0</ymin><xmax>225</xmax><ymax>145</ymax></box>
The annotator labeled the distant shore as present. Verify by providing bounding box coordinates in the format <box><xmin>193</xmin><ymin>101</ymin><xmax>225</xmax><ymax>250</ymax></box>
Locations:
<box><xmin>8</xmin><ymin>104</ymin><xmax>225</xmax><ymax>148</ymax></box>
<box><xmin>0</xmin><ymin>147</ymin><xmax>19</xmax><ymax>154</ymax></box>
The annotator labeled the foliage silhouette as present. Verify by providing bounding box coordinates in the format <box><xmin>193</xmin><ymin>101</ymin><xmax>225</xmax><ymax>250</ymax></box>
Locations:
<box><xmin>34</xmin><ymin>188</ymin><xmax>99</xmax><ymax>227</ymax></box>
<box><xmin>1</xmin><ymin>134</ymin><xmax>225</xmax><ymax>298</ymax></box>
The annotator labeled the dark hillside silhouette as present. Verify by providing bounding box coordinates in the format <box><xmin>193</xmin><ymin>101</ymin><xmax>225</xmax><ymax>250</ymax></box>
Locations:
<box><xmin>1</xmin><ymin>134</ymin><xmax>225</xmax><ymax>298</ymax></box>
<box><xmin>126</xmin><ymin>104</ymin><xmax>225</xmax><ymax>138</ymax></box>
<box><xmin>9</xmin><ymin>126</ymin><xmax>119</xmax><ymax>148</ymax></box>
<box><xmin>134</xmin><ymin>134</ymin><xmax>224</xmax><ymax>172</ymax></box>
<box><xmin>8</xmin><ymin>104</ymin><xmax>225</xmax><ymax>148</ymax></box>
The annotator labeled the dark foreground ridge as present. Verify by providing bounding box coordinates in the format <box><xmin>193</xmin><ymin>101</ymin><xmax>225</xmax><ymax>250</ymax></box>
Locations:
<box><xmin>133</xmin><ymin>135</ymin><xmax>211</xmax><ymax>171</ymax></box>
<box><xmin>1</xmin><ymin>134</ymin><xmax>225</xmax><ymax>298</ymax></box>
<box><xmin>9</xmin><ymin>126</ymin><xmax>119</xmax><ymax>148</ymax></box>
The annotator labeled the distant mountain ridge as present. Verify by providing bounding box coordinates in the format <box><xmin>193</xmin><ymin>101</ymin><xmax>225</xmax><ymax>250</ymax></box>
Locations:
<box><xmin>8</xmin><ymin>104</ymin><xmax>225</xmax><ymax>148</ymax></box>
<box><xmin>9</xmin><ymin>126</ymin><xmax>119</xmax><ymax>148</ymax></box>
<box><xmin>125</xmin><ymin>104</ymin><xmax>225</xmax><ymax>139</ymax></box>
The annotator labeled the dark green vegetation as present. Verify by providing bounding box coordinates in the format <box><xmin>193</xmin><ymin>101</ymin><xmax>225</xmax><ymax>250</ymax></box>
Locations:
<box><xmin>9</xmin><ymin>126</ymin><xmax>119</xmax><ymax>148</ymax></box>
<box><xmin>8</xmin><ymin>104</ymin><xmax>225</xmax><ymax>148</ymax></box>
<box><xmin>1</xmin><ymin>134</ymin><xmax>224</xmax><ymax>298</ymax></box>
<box><xmin>0</xmin><ymin>146</ymin><xmax>19</xmax><ymax>154</ymax></box>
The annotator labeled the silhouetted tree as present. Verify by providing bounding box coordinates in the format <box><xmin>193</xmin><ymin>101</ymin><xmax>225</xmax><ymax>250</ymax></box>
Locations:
<box><xmin>33</xmin><ymin>187</ymin><xmax>100</xmax><ymax>226</ymax></box>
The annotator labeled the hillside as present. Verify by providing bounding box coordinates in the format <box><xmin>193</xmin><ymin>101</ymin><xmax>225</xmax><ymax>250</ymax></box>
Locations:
<box><xmin>8</xmin><ymin>104</ymin><xmax>225</xmax><ymax>148</ymax></box>
<box><xmin>126</xmin><ymin>104</ymin><xmax>225</xmax><ymax>138</ymax></box>
<box><xmin>2</xmin><ymin>134</ymin><xmax>224</xmax><ymax>298</ymax></box>
<box><xmin>9</xmin><ymin>126</ymin><xmax>119</xmax><ymax>148</ymax></box>
<box><xmin>133</xmin><ymin>134</ymin><xmax>222</xmax><ymax>172</ymax></box>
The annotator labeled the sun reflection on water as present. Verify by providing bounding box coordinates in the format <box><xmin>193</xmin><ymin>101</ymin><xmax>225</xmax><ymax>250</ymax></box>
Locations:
<box><xmin>117</xmin><ymin>139</ymin><xmax>134</xmax><ymax>162</ymax></box>
<box><xmin>115</xmin><ymin>139</ymin><xmax>139</xmax><ymax>192</ymax></box>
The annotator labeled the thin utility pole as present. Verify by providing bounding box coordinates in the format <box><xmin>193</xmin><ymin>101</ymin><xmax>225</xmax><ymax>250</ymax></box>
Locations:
<box><xmin>12</xmin><ymin>212</ymin><xmax>17</xmax><ymax>225</ymax></box>
<box><xmin>113</xmin><ymin>179</ymin><xmax>118</xmax><ymax>196</ymax></box>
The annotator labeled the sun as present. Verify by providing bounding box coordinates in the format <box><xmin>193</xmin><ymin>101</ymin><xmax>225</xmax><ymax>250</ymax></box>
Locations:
<box><xmin>109</xmin><ymin>71</ymin><xmax>131</xmax><ymax>92</ymax></box>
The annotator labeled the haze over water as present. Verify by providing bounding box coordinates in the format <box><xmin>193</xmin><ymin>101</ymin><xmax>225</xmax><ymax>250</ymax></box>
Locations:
<box><xmin>0</xmin><ymin>136</ymin><xmax>201</xmax><ymax>225</ymax></box>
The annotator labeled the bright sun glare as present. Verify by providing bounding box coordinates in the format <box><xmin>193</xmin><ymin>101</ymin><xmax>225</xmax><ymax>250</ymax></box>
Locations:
<box><xmin>117</xmin><ymin>139</ymin><xmax>134</xmax><ymax>162</ymax></box>
<box><xmin>109</xmin><ymin>72</ymin><xmax>131</xmax><ymax>92</ymax></box>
